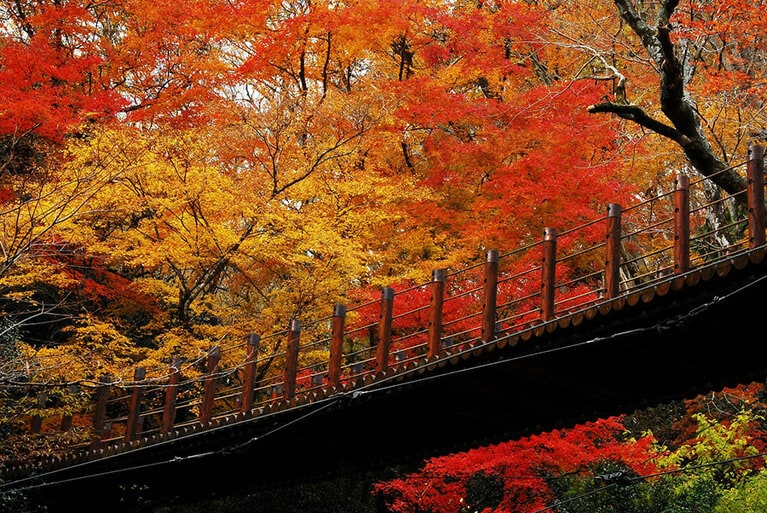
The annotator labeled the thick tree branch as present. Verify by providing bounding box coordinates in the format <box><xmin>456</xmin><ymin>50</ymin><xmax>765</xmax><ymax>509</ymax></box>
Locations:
<box><xmin>612</xmin><ymin>0</ymin><xmax>662</xmax><ymax>66</ymax></box>
<box><xmin>657</xmin><ymin>25</ymin><xmax>697</xmax><ymax>136</ymax></box>
<box><xmin>587</xmin><ymin>102</ymin><xmax>689</xmax><ymax>143</ymax></box>
<box><xmin>657</xmin><ymin>0</ymin><xmax>680</xmax><ymax>27</ymax></box>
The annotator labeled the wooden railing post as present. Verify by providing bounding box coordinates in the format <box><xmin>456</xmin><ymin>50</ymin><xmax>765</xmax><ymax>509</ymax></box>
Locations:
<box><xmin>60</xmin><ymin>413</ymin><xmax>72</xmax><ymax>432</ymax></box>
<box><xmin>481</xmin><ymin>249</ymin><xmax>499</xmax><ymax>343</ymax></box>
<box><xmin>428</xmin><ymin>269</ymin><xmax>446</xmax><ymax>357</ymax></box>
<box><xmin>674</xmin><ymin>175</ymin><xmax>690</xmax><ymax>273</ymax></box>
<box><xmin>161</xmin><ymin>358</ymin><xmax>181</xmax><ymax>434</ymax></box>
<box><xmin>747</xmin><ymin>144</ymin><xmax>766</xmax><ymax>248</ymax></box>
<box><xmin>60</xmin><ymin>384</ymin><xmax>77</xmax><ymax>432</ymax></box>
<box><xmin>91</xmin><ymin>374</ymin><xmax>111</xmax><ymax>447</ymax></box>
<box><xmin>283</xmin><ymin>320</ymin><xmax>301</xmax><ymax>400</ymax></box>
<box><xmin>240</xmin><ymin>334</ymin><xmax>260</xmax><ymax>413</ymax></box>
<box><xmin>200</xmin><ymin>347</ymin><xmax>221</xmax><ymax>425</ymax></box>
<box><xmin>605</xmin><ymin>203</ymin><xmax>622</xmax><ymax>297</ymax></box>
<box><xmin>29</xmin><ymin>391</ymin><xmax>46</xmax><ymax>434</ymax></box>
<box><xmin>541</xmin><ymin>228</ymin><xmax>557</xmax><ymax>321</ymax></box>
<box><xmin>375</xmin><ymin>287</ymin><xmax>394</xmax><ymax>373</ymax></box>
<box><xmin>124</xmin><ymin>366</ymin><xmax>146</xmax><ymax>441</ymax></box>
<box><xmin>329</xmin><ymin>304</ymin><xmax>345</xmax><ymax>386</ymax></box>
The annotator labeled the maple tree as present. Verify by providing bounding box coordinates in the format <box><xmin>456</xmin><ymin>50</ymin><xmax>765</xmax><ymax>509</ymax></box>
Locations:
<box><xmin>0</xmin><ymin>0</ymin><xmax>128</xmax><ymax>353</ymax></box>
<box><xmin>373</xmin><ymin>416</ymin><xmax>661</xmax><ymax>512</ymax></box>
<box><xmin>372</xmin><ymin>403</ymin><xmax>767</xmax><ymax>513</ymax></box>
<box><xmin>547</xmin><ymin>0</ymin><xmax>767</xmax><ymax>246</ymax></box>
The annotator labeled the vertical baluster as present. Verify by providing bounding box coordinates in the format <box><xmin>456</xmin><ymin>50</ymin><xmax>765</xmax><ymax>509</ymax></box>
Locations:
<box><xmin>375</xmin><ymin>287</ymin><xmax>394</xmax><ymax>373</ymax></box>
<box><xmin>674</xmin><ymin>175</ymin><xmax>690</xmax><ymax>273</ymax></box>
<box><xmin>283</xmin><ymin>320</ymin><xmax>301</xmax><ymax>400</ymax></box>
<box><xmin>125</xmin><ymin>366</ymin><xmax>146</xmax><ymax>441</ymax></box>
<box><xmin>240</xmin><ymin>334</ymin><xmax>260</xmax><ymax>413</ymax></box>
<box><xmin>161</xmin><ymin>358</ymin><xmax>182</xmax><ymax>434</ymax></box>
<box><xmin>604</xmin><ymin>203</ymin><xmax>622</xmax><ymax>297</ymax></box>
<box><xmin>481</xmin><ymin>249</ymin><xmax>499</xmax><ymax>343</ymax></box>
<box><xmin>747</xmin><ymin>144</ymin><xmax>766</xmax><ymax>248</ymax></box>
<box><xmin>329</xmin><ymin>304</ymin><xmax>346</xmax><ymax>386</ymax></box>
<box><xmin>200</xmin><ymin>347</ymin><xmax>221</xmax><ymax>425</ymax></box>
<box><xmin>541</xmin><ymin>228</ymin><xmax>558</xmax><ymax>321</ymax></box>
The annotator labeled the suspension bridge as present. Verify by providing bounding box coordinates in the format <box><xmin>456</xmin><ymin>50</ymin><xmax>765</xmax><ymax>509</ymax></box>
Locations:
<box><xmin>3</xmin><ymin>147</ymin><xmax>767</xmax><ymax>511</ymax></box>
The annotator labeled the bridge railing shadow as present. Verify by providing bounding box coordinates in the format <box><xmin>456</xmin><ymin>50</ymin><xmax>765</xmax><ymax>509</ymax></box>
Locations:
<box><xmin>23</xmin><ymin>146</ymin><xmax>766</xmax><ymax>454</ymax></box>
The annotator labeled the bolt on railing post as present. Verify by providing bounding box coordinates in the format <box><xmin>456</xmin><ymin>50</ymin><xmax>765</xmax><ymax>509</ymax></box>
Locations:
<box><xmin>747</xmin><ymin>144</ymin><xmax>766</xmax><ymax>248</ymax></box>
<box><xmin>605</xmin><ymin>203</ymin><xmax>622</xmax><ymax>297</ymax></box>
<box><xmin>329</xmin><ymin>304</ymin><xmax>346</xmax><ymax>386</ymax></box>
<box><xmin>125</xmin><ymin>366</ymin><xmax>146</xmax><ymax>441</ymax></box>
<box><xmin>161</xmin><ymin>358</ymin><xmax>182</xmax><ymax>434</ymax></box>
<box><xmin>283</xmin><ymin>320</ymin><xmax>301</xmax><ymax>400</ymax></box>
<box><xmin>240</xmin><ymin>334</ymin><xmax>260</xmax><ymax>413</ymax></box>
<box><xmin>674</xmin><ymin>175</ymin><xmax>691</xmax><ymax>273</ymax></box>
<box><xmin>481</xmin><ymin>249</ymin><xmax>499</xmax><ymax>343</ymax></box>
<box><xmin>91</xmin><ymin>374</ymin><xmax>111</xmax><ymax>448</ymax></box>
<box><xmin>200</xmin><ymin>346</ymin><xmax>221</xmax><ymax>425</ymax></box>
<box><xmin>375</xmin><ymin>287</ymin><xmax>395</xmax><ymax>373</ymax></box>
<box><xmin>541</xmin><ymin>228</ymin><xmax>558</xmax><ymax>321</ymax></box>
<box><xmin>428</xmin><ymin>269</ymin><xmax>446</xmax><ymax>357</ymax></box>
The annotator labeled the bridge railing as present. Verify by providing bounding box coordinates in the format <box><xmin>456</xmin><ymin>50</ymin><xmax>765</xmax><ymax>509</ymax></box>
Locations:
<box><xmin>26</xmin><ymin>146</ymin><xmax>767</xmax><ymax>450</ymax></box>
